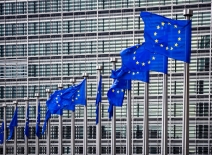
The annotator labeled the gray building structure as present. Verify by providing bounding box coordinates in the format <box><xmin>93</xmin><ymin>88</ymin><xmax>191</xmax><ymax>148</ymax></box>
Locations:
<box><xmin>0</xmin><ymin>0</ymin><xmax>211</xmax><ymax>154</ymax></box>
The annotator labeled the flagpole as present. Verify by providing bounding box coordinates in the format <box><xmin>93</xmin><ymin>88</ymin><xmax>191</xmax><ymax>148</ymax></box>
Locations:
<box><xmin>13</xmin><ymin>100</ymin><xmax>18</xmax><ymax>155</ymax></box>
<box><xmin>46</xmin><ymin>89</ymin><xmax>51</xmax><ymax>155</ymax></box>
<box><xmin>126</xmin><ymin>82</ymin><xmax>132</xmax><ymax>155</ymax></box>
<box><xmin>35</xmin><ymin>93</ymin><xmax>39</xmax><ymax>155</ymax></box>
<box><xmin>70</xmin><ymin>78</ymin><xmax>76</xmax><ymax>155</ymax></box>
<box><xmin>110</xmin><ymin>57</ymin><xmax>117</xmax><ymax>155</ymax></box>
<box><xmin>58</xmin><ymin>84</ymin><xmax>63</xmax><ymax>155</ymax></box>
<box><xmin>96</xmin><ymin>65</ymin><xmax>102</xmax><ymax>155</ymax></box>
<box><xmin>182</xmin><ymin>9</ymin><xmax>193</xmax><ymax>155</ymax></box>
<box><xmin>162</xmin><ymin>74</ymin><xmax>167</xmax><ymax>155</ymax></box>
<box><xmin>82</xmin><ymin>73</ymin><xmax>88</xmax><ymax>155</ymax></box>
<box><xmin>143</xmin><ymin>83</ymin><xmax>149</xmax><ymax>155</ymax></box>
<box><xmin>24</xmin><ymin>97</ymin><xmax>29</xmax><ymax>155</ymax></box>
<box><xmin>3</xmin><ymin>103</ymin><xmax>6</xmax><ymax>155</ymax></box>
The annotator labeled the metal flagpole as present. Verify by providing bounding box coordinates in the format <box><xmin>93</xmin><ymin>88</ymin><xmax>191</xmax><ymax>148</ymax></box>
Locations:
<box><xmin>35</xmin><ymin>93</ymin><xmax>39</xmax><ymax>155</ymax></box>
<box><xmin>162</xmin><ymin>74</ymin><xmax>167</xmax><ymax>155</ymax></box>
<box><xmin>143</xmin><ymin>83</ymin><xmax>149</xmax><ymax>155</ymax></box>
<box><xmin>46</xmin><ymin>89</ymin><xmax>51</xmax><ymax>155</ymax></box>
<box><xmin>24</xmin><ymin>97</ymin><xmax>29</xmax><ymax>155</ymax></box>
<box><xmin>13</xmin><ymin>100</ymin><xmax>18</xmax><ymax>155</ymax></box>
<box><xmin>58</xmin><ymin>84</ymin><xmax>63</xmax><ymax>155</ymax></box>
<box><xmin>182</xmin><ymin>9</ymin><xmax>193</xmax><ymax>155</ymax></box>
<box><xmin>96</xmin><ymin>65</ymin><xmax>102</xmax><ymax>155</ymax></box>
<box><xmin>3</xmin><ymin>103</ymin><xmax>6</xmax><ymax>155</ymax></box>
<box><xmin>126</xmin><ymin>84</ymin><xmax>132</xmax><ymax>155</ymax></box>
<box><xmin>82</xmin><ymin>73</ymin><xmax>88</xmax><ymax>155</ymax></box>
<box><xmin>110</xmin><ymin>57</ymin><xmax>117</xmax><ymax>155</ymax></box>
<box><xmin>70</xmin><ymin>78</ymin><xmax>76</xmax><ymax>155</ymax></box>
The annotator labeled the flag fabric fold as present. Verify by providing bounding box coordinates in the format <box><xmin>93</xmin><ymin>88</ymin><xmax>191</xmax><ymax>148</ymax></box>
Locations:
<box><xmin>41</xmin><ymin>110</ymin><xmax>51</xmax><ymax>135</ymax></box>
<box><xmin>140</xmin><ymin>11</ymin><xmax>191</xmax><ymax>63</ymax></box>
<box><xmin>0</xmin><ymin>122</ymin><xmax>4</xmax><ymax>144</ymax></box>
<box><xmin>107</xmin><ymin>79</ymin><xmax>131</xmax><ymax>119</ymax></box>
<box><xmin>24</xmin><ymin>105</ymin><xmax>29</xmax><ymax>138</ymax></box>
<box><xmin>95</xmin><ymin>75</ymin><xmax>102</xmax><ymax>125</ymax></box>
<box><xmin>7</xmin><ymin>107</ymin><xmax>18</xmax><ymax>140</ymax></box>
<box><xmin>36</xmin><ymin>102</ymin><xmax>40</xmax><ymax>137</ymax></box>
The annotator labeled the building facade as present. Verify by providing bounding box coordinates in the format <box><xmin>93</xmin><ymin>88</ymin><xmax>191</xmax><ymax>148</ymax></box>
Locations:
<box><xmin>0</xmin><ymin>0</ymin><xmax>211</xmax><ymax>154</ymax></box>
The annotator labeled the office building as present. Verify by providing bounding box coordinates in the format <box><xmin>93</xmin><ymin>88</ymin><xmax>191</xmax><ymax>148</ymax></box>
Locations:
<box><xmin>0</xmin><ymin>0</ymin><xmax>211</xmax><ymax>154</ymax></box>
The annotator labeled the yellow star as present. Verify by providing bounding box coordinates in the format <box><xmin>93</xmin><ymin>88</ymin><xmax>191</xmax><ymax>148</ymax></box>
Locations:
<box><xmin>157</xmin><ymin>25</ymin><xmax>160</xmax><ymax>29</ymax></box>
<box><xmin>155</xmin><ymin>39</ymin><xmax>158</xmax><ymax>43</ymax></box>
<box><xmin>160</xmin><ymin>44</ymin><xmax>163</xmax><ymax>47</ymax></box>
<box><xmin>174</xmin><ymin>25</ymin><xmax>177</xmax><ymax>28</ymax></box>
<box><xmin>134</xmin><ymin>51</ymin><xmax>136</xmax><ymax>54</ymax></box>
<box><xmin>175</xmin><ymin>43</ymin><xmax>178</xmax><ymax>47</ymax></box>
<box><xmin>148</xmin><ymin>61</ymin><xmax>151</xmax><ymax>64</ymax></box>
<box><xmin>166</xmin><ymin>47</ymin><xmax>169</xmax><ymax>50</ymax></box>
<box><xmin>154</xmin><ymin>32</ymin><xmax>157</xmax><ymax>36</ymax></box>
<box><xmin>117</xmin><ymin>90</ymin><xmax>119</xmax><ymax>93</ymax></box>
<box><xmin>78</xmin><ymin>94</ymin><xmax>80</xmax><ymax>96</ymax></box>
<box><xmin>152</xmin><ymin>56</ymin><xmax>155</xmax><ymax>60</ymax></box>
<box><xmin>170</xmin><ymin>47</ymin><xmax>173</xmax><ymax>50</ymax></box>
<box><xmin>178</xmin><ymin>37</ymin><xmax>181</xmax><ymax>41</ymax></box>
<box><xmin>136</xmin><ymin>61</ymin><xmax>139</xmax><ymax>65</ymax></box>
<box><xmin>137</xmin><ymin>72</ymin><xmax>139</xmax><ymax>74</ymax></box>
<box><xmin>168</xmin><ymin>22</ymin><xmax>171</xmax><ymax>25</ymax></box>
<box><xmin>78</xmin><ymin>90</ymin><xmax>80</xmax><ymax>92</ymax></box>
<box><xmin>121</xmin><ymin>89</ymin><xmax>124</xmax><ymax>92</ymax></box>
<box><xmin>136</xmin><ymin>45</ymin><xmax>139</xmax><ymax>48</ymax></box>
<box><xmin>133</xmin><ymin>56</ymin><xmax>136</xmax><ymax>60</ymax></box>
<box><xmin>161</xmin><ymin>22</ymin><xmax>165</xmax><ymax>26</ymax></box>
<box><xmin>178</xmin><ymin>30</ymin><xmax>181</xmax><ymax>34</ymax></box>
<box><xmin>72</xmin><ymin>99</ymin><xmax>74</xmax><ymax>102</ymax></box>
<box><xmin>112</xmin><ymin>89</ymin><xmax>115</xmax><ymax>92</ymax></box>
<box><xmin>75</xmin><ymin>97</ymin><xmax>78</xmax><ymax>100</ymax></box>
<box><xmin>128</xmin><ymin>71</ymin><xmax>131</xmax><ymax>73</ymax></box>
<box><xmin>142</xmin><ymin>62</ymin><xmax>145</xmax><ymax>66</ymax></box>
<box><xmin>132</xmin><ymin>72</ymin><xmax>135</xmax><ymax>75</ymax></box>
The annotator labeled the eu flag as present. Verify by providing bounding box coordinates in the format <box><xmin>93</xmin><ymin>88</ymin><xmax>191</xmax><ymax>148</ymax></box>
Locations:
<box><xmin>95</xmin><ymin>75</ymin><xmax>102</xmax><ymax>125</ymax></box>
<box><xmin>119</xmin><ymin>43</ymin><xmax>168</xmax><ymax>74</ymax></box>
<box><xmin>24</xmin><ymin>105</ymin><xmax>29</xmax><ymax>138</ymax></box>
<box><xmin>7</xmin><ymin>107</ymin><xmax>18</xmax><ymax>140</ymax></box>
<box><xmin>36</xmin><ymin>102</ymin><xmax>40</xmax><ymax>137</ymax></box>
<box><xmin>46</xmin><ymin>89</ymin><xmax>67</xmax><ymax>115</ymax></box>
<box><xmin>62</xmin><ymin>79</ymin><xmax>86</xmax><ymax>107</ymax></box>
<box><xmin>140</xmin><ymin>11</ymin><xmax>191</xmax><ymax>63</ymax></box>
<box><xmin>111</xmin><ymin>67</ymin><xmax>149</xmax><ymax>83</ymax></box>
<box><xmin>0</xmin><ymin>122</ymin><xmax>4</xmax><ymax>144</ymax></box>
<box><xmin>107</xmin><ymin>79</ymin><xmax>131</xmax><ymax>119</ymax></box>
<box><xmin>41</xmin><ymin>110</ymin><xmax>51</xmax><ymax>135</ymax></box>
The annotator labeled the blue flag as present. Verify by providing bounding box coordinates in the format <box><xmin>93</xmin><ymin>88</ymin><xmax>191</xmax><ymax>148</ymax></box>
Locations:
<box><xmin>111</xmin><ymin>67</ymin><xmax>149</xmax><ymax>83</ymax></box>
<box><xmin>36</xmin><ymin>102</ymin><xmax>40</xmax><ymax>138</ymax></box>
<box><xmin>140</xmin><ymin>11</ymin><xmax>191</xmax><ymax>63</ymax></box>
<box><xmin>41</xmin><ymin>110</ymin><xmax>51</xmax><ymax>135</ymax></box>
<box><xmin>46</xmin><ymin>89</ymin><xmax>67</xmax><ymax>115</ymax></box>
<box><xmin>117</xmin><ymin>43</ymin><xmax>168</xmax><ymax>74</ymax></box>
<box><xmin>24</xmin><ymin>105</ymin><xmax>29</xmax><ymax>138</ymax></box>
<box><xmin>107</xmin><ymin>79</ymin><xmax>131</xmax><ymax>119</ymax></box>
<box><xmin>0</xmin><ymin>122</ymin><xmax>4</xmax><ymax>144</ymax></box>
<box><xmin>7</xmin><ymin>107</ymin><xmax>18</xmax><ymax>140</ymax></box>
<box><xmin>95</xmin><ymin>75</ymin><xmax>102</xmax><ymax>125</ymax></box>
<box><xmin>62</xmin><ymin>79</ymin><xmax>86</xmax><ymax>107</ymax></box>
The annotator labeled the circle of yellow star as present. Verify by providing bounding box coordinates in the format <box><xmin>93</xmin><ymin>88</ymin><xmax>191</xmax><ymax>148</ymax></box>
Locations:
<box><xmin>175</xmin><ymin>43</ymin><xmax>178</xmax><ymax>47</ymax></box>
<box><xmin>154</xmin><ymin>32</ymin><xmax>157</xmax><ymax>36</ymax></box>
<box><xmin>157</xmin><ymin>25</ymin><xmax>160</xmax><ymax>29</ymax></box>
<box><xmin>136</xmin><ymin>61</ymin><xmax>139</xmax><ymax>65</ymax></box>
<box><xmin>178</xmin><ymin>37</ymin><xmax>181</xmax><ymax>41</ymax></box>
<box><xmin>161</xmin><ymin>22</ymin><xmax>165</xmax><ymax>26</ymax></box>
<box><xmin>155</xmin><ymin>39</ymin><xmax>158</xmax><ymax>43</ymax></box>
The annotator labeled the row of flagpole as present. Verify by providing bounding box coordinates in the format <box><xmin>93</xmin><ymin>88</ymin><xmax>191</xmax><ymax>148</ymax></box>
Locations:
<box><xmin>0</xmin><ymin>9</ymin><xmax>192</xmax><ymax>155</ymax></box>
